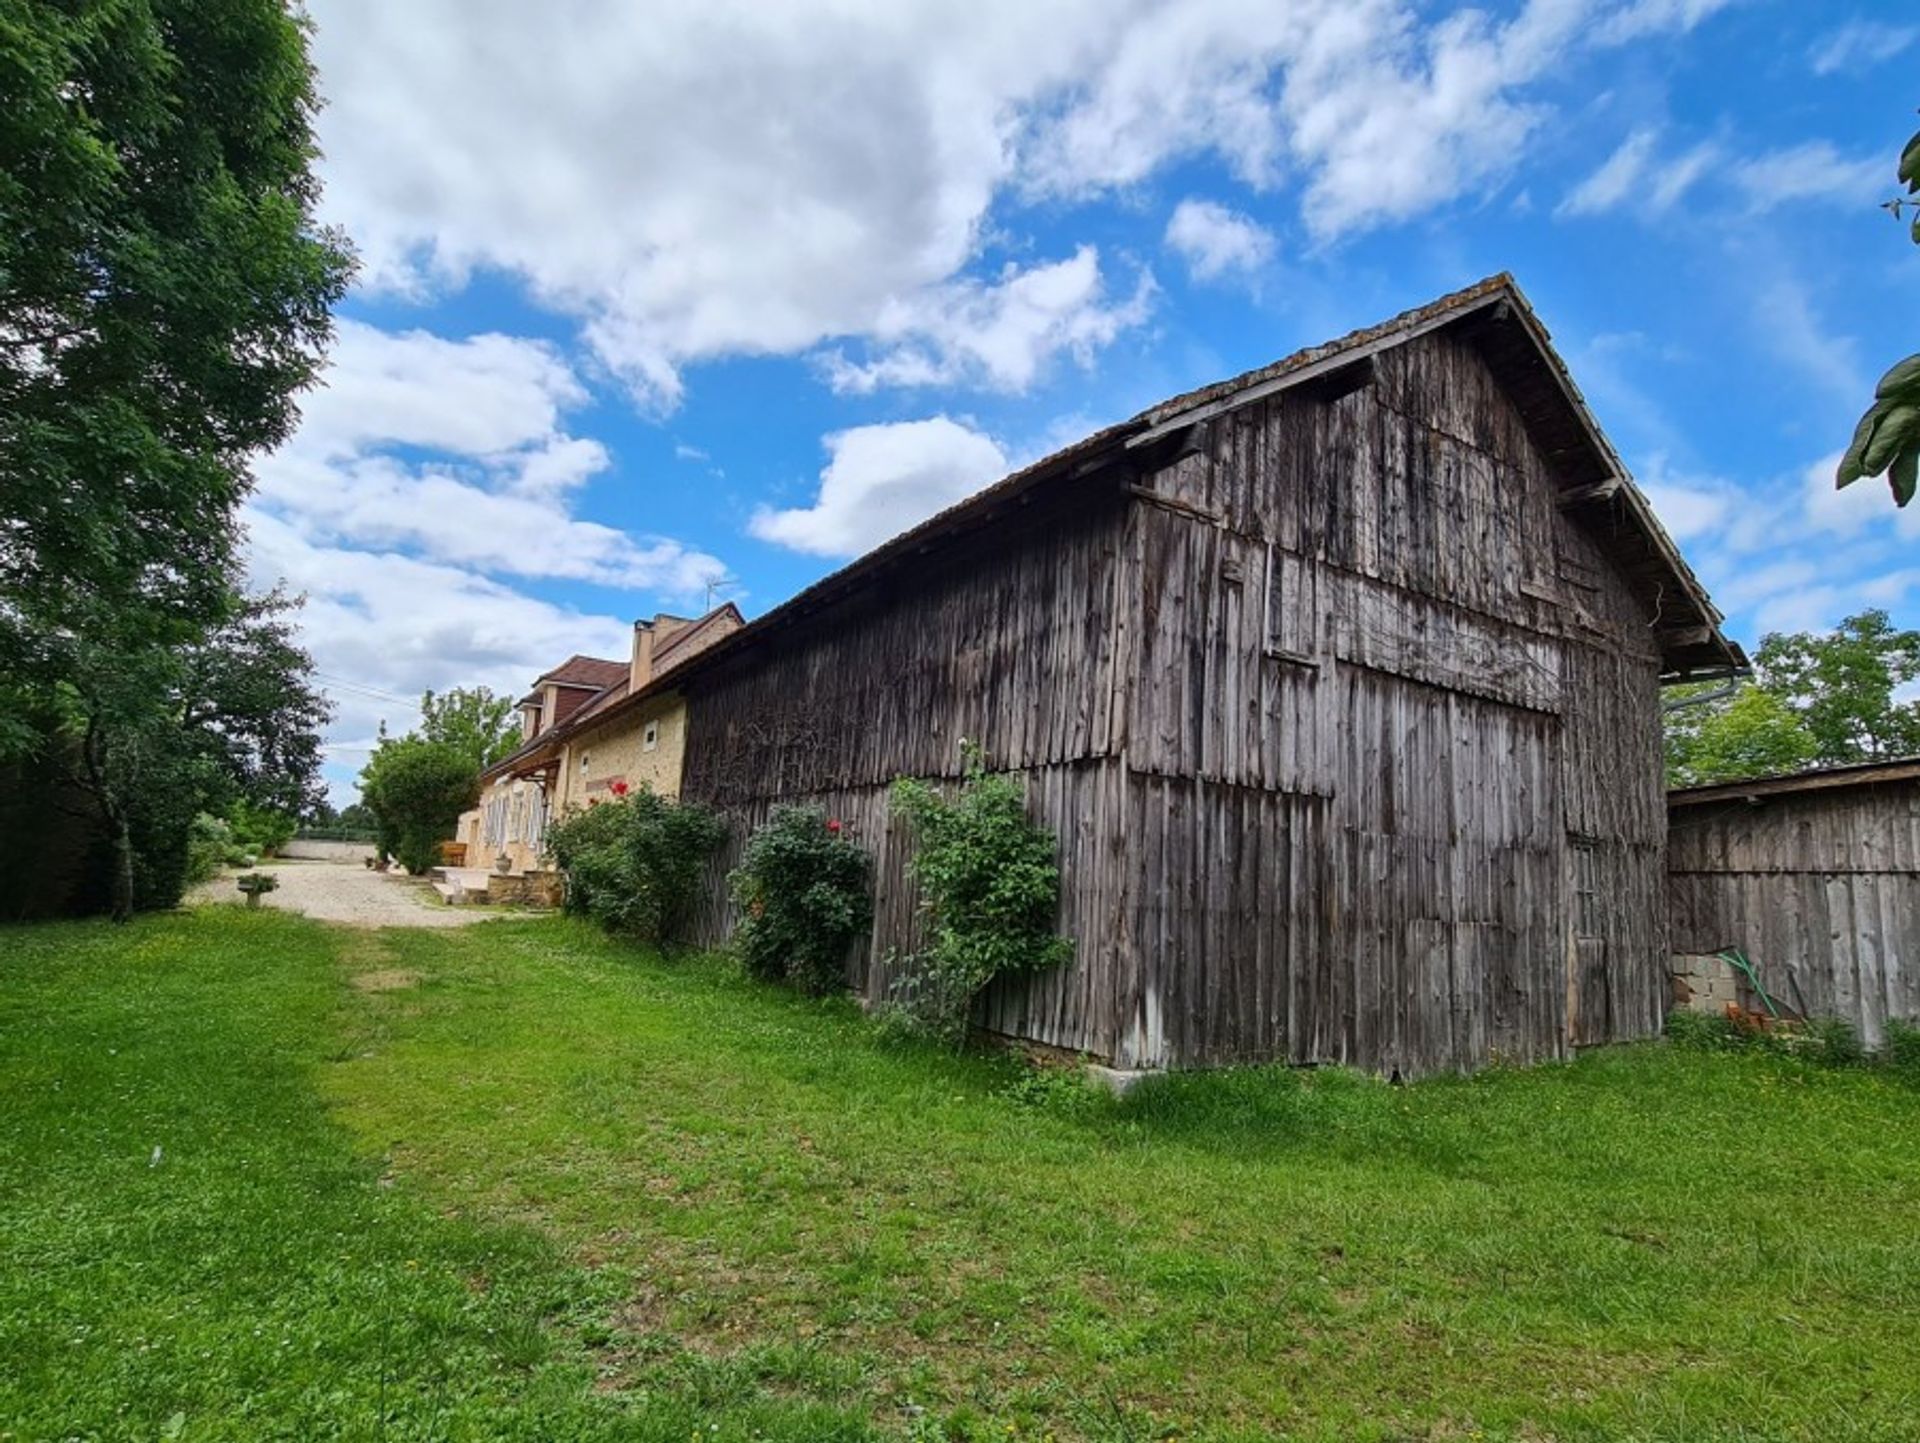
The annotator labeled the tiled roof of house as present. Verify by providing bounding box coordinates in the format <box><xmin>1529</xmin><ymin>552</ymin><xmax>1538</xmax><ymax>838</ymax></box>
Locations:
<box><xmin>538</xmin><ymin>655</ymin><xmax>629</xmax><ymax>689</ymax></box>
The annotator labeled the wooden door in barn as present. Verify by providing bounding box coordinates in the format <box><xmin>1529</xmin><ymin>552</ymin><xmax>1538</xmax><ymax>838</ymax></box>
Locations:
<box><xmin>1565</xmin><ymin>840</ymin><xmax>1610</xmax><ymax>1046</ymax></box>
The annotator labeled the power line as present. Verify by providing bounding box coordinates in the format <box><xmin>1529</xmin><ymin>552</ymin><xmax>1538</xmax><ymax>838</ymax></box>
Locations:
<box><xmin>312</xmin><ymin>672</ymin><xmax>420</xmax><ymax>709</ymax></box>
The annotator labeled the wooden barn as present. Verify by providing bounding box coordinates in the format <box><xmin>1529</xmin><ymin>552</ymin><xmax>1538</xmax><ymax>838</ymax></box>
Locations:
<box><xmin>1668</xmin><ymin>759</ymin><xmax>1920</xmax><ymax>1046</ymax></box>
<box><xmin>669</xmin><ymin>275</ymin><xmax>1743</xmax><ymax>1076</ymax></box>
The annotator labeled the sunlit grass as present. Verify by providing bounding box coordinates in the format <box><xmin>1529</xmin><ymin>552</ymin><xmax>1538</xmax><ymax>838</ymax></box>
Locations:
<box><xmin>5</xmin><ymin>908</ymin><xmax>1918</xmax><ymax>1440</ymax></box>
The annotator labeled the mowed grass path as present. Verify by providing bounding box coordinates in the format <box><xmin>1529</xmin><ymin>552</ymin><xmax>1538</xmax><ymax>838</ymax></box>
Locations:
<box><xmin>3</xmin><ymin>911</ymin><xmax>1918</xmax><ymax>1440</ymax></box>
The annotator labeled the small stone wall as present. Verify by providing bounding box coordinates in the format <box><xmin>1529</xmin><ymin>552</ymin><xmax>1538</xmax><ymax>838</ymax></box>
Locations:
<box><xmin>488</xmin><ymin>870</ymin><xmax>563</xmax><ymax>909</ymax></box>
<box><xmin>1670</xmin><ymin>953</ymin><xmax>1753</xmax><ymax>1016</ymax></box>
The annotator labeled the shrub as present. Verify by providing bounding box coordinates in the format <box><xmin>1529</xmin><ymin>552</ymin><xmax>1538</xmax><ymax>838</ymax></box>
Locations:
<box><xmin>227</xmin><ymin>801</ymin><xmax>297</xmax><ymax>858</ymax></box>
<box><xmin>359</xmin><ymin>738</ymin><xmax>480</xmax><ymax>875</ymax></box>
<box><xmin>885</xmin><ymin>743</ymin><xmax>1071</xmax><ymax>1044</ymax></box>
<box><xmin>730</xmin><ymin>806</ymin><xmax>873</xmax><ymax>994</ymax></box>
<box><xmin>545</xmin><ymin>787</ymin><xmax>726</xmax><ymax>945</ymax></box>
<box><xmin>184</xmin><ymin>813</ymin><xmax>234</xmax><ymax>886</ymax></box>
<box><xmin>1883</xmin><ymin>1019</ymin><xmax>1920</xmax><ymax>1079</ymax></box>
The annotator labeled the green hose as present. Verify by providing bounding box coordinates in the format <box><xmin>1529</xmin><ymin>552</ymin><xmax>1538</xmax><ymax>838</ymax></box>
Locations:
<box><xmin>1716</xmin><ymin>947</ymin><xmax>1781</xmax><ymax>1020</ymax></box>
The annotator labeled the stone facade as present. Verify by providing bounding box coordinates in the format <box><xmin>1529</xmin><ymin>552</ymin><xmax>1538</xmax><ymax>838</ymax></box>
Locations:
<box><xmin>551</xmin><ymin>690</ymin><xmax>688</xmax><ymax>814</ymax></box>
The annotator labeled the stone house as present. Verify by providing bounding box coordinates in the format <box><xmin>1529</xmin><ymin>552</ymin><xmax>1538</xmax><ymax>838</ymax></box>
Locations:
<box><xmin>455</xmin><ymin>603</ymin><xmax>743</xmax><ymax>874</ymax></box>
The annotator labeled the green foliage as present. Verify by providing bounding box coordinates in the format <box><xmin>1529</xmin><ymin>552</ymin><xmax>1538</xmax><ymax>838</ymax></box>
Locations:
<box><xmin>1665</xmin><ymin>1009</ymin><xmax>1888</xmax><ymax>1070</ymax></box>
<box><xmin>227</xmin><ymin>799</ymin><xmax>296</xmax><ymax>857</ymax></box>
<box><xmin>419</xmin><ymin>686</ymin><xmax>522</xmax><ymax>769</ymax></box>
<box><xmin>21</xmin><ymin>912</ymin><xmax>1914</xmax><ymax>1439</ymax></box>
<box><xmin>183</xmin><ymin>813</ymin><xmax>234</xmax><ymax>886</ymax></box>
<box><xmin>1755</xmin><ymin>610</ymin><xmax>1920</xmax><ymax>762</ymax></box>
<box><xmin>730</xmin><ymin>806</ymin><xmax>873</xmax><ymax>994</ymax></box>
<box><xmin>545</xmin><ymin>787</ymin><xmax>726</xmax><ymax>944</ymax></box>
<box><xmin>887</xmin><ymin>745</ymin><xmax>1071</xmax><ymax>1043</ymax></box>
<box><xmin>1884</xmin><ymin>1019</ymin><xmax>1920</xmax><ymax>1078</ymax></box>
<box><xmin>358</xmin><ymin>737</ymin><xmax>479</xmax><ymax>875</ymax></box>
<box><xmin>1664</xmin><ymin>682</ymin><xmax>1819</xmax><ymax>786</ymax></box>
<box><xmin>1836</xmin><ymin>120</ymin><xmax>1920</xmax><ymax>506</ymax></box>
<box><xmin>0</xmin><ymin>0</ymin><xmax>348</xmax><ymax>918</ymax></box>
<box><xmin>1664</xmin><ymin>610</ymin><xmax>1920</xmax><ymax>786</ymax></box>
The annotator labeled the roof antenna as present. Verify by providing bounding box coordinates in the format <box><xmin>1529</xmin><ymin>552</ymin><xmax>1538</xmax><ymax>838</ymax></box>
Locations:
<box><xmin>704</xmin><ymin>575</ymin><xmax>740</xmax><ymax>612</ymax></box>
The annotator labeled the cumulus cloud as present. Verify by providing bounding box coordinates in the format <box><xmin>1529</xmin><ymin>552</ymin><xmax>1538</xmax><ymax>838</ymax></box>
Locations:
<box><xmin>819</xmin><ymin>248</ymin><xmax>1154</xmax><ymax>395</ymax></box>
<box><xmin>1164</xmin><ymin>199</ymin><xmax>1276</xmax><ymax>283</ymax></box>
<box><xmin>244</xmin><ymin>510</ymin><xmax>636</xmax><ymax>803</ymax></box>
<box><xmin>245</xmin><ymin>320</ymin><xmax>734</xmax><ymax>800</ymax></box>
<box><xmin>255</xmin><ymin>322</ymin><xmax>726</xmax><ymax>592</ymax></box>
<box><xmin>749</xmin><ymin>417</ymin><xmax>1010</xmax><ymax>557</ymax></box>
<box><xmin>306</xmin><ymin>0</ymin><xmax>1731</xmax><ymax>401</ymax></box>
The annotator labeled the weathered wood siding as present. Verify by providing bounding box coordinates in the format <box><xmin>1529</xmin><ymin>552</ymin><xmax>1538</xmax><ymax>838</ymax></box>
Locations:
<box><xmin>1113</xmin><ymin>328</ymin><xmax>1669</xmax><ymax>1072</ymax></box>
<box><xmin>680</xmin><ymin>325</ymin><xmax>1673</xmax><ymax>1075</ymax></box>
<box><xmin>680</xmin><ymin>495</ymin><xmax>1139</xmax><ymax>1059</ymax></box>
<box><xmin>1668</xmin><ymin>783</ymin><xmax>1920</xmax><ymax>1045</ymax></box>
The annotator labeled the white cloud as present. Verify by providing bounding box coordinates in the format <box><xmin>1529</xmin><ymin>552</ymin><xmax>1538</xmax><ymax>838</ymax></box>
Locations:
<box><xmin>256</xmin><ymin>322</ymin><xmax>727</xmax><ymax>592</ymax></box>
<box><xmin>1810</xmin><ymin>19</ymin><xmax>1918</xmax><ymax>76</ymax></box>
<box><xmin>296</xmin><ymin>321</ymin><xmax>588</xmax><ymax>463</ymax></box>
<box><xmin>1164</xmin><ymin>198</ymin><xmax>1276</xmax><ymax>283</ymax></box>
<box><xmin>1557</xmin><ymin>129</ymin><xmax>1720</xmax><ymax>217</ymax></box>
<box><xmin>819</xmin><ymin>247</ymin><xmax>1155</xmax><ymax>395</ymax></box>
<box><xmin>1560</xmin><ymin>130</ymin><xmax>1881</xmax><ymax>221</ymax></box>
<box><xmin>1801</xmin><ymin>449</ymin><xmax>1920</xmax><ymax>541</ymax></box>
<box><xmin>1743</xmin><ymin>141</ymin><xmax>1889</xmax><ymax>213</ymax></box>
<box><xmin>749</xmin><ymin>417</ymin><xmax>1010</xmax><ymax>557</ymax></box>
<box><xmin>1755</xmin><ymin>274</ymin><xmax>1864</xmax><ymax>406</ymax></box>
<box><xmin>243</xmin><ymin>510</ymin><xmax>636</xmax><ymax>804</ymax></box>
<box><xmin>1558</xmin><ymin>129</ymin><xmax>1659</xmax><ymax>216</ymax></box>
<box><xmin>307</xmin><ymin>0</ymin><xmax>1730</xmax><ymax>401</ymax></box>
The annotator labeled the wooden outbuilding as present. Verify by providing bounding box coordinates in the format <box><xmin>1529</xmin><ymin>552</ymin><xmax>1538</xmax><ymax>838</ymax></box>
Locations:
<box><xmin>1668</xmin><ymin>759</ymin><xmax>1920</xmax><ymax>1045</ymax></box>
<box><xmin>666</xmin><ymin>274</ymin><xmax>1743</xmax><ymax>1076</ymax></box>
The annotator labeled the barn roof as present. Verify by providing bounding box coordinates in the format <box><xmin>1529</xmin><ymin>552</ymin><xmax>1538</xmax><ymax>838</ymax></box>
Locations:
<box><xmin>1668</xmin><ymin>757</ymin><xmax>1920</xmax><ymax>808</ymax></box>
<box><xmin>625</xmin><ymin>275</ymin><xmax>1745</xmax><ymax>715</ymax></box>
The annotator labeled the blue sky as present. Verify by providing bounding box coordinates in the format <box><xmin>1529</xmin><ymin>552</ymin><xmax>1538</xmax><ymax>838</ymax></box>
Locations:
<box><xmin>257</xmin><ymin>1</ymin><xmax>1920</xmax><ymax>804</ymax></box>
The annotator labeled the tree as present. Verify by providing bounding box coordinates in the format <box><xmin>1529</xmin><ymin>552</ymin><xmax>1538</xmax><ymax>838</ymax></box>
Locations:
<box><xmin>51</xmin><ymin>590</ymin><xmax>332</xmax><ymax>915</ymax></box>
<box><xmin>1664</xmin><ymin>684</ymin><xmax>1819</xmax><ymax>787</ymax></box>
<box><xmin>0</xmin><ymin>0</ymin><xmax>352</xmax><ymax>916</ymax></box>
<box><xmin>419</xmin><ymin>687</ymin><xmax>522</xmax><ymax>770</ymax></box>
<box><xmin>1835</xmin><ymin>120</ymin><xmax>1920</xmax><ymax>507</ymax></box>
<box><xmin>1</xmin><ymin>1</ymin><xmax>353</xmax><ymax>644</ymax></box>
<box><xmin>358</xmin><ymin>739</ymin><xmax>480</xmax><ymax>875</ymax></box>
<box><xmin>1663</xmin><ymin>610</ymin><xmax>1920</xmax><ymax>786</ymax></box>
<box><xmin>1755</xmin><ymin>610</ymin><xmax>1920</xmax><ymax>762</ymax></box>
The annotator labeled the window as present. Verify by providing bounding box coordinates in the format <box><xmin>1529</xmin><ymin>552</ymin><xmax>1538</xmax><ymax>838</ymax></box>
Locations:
<box><xmin>643</xmin><ymin>720</ymin><xmax>659</xmax><ymax>752</ymax></box>
<box><xmin>579</xmin><ymin>752</ymin><xmax>590</xmax><ymax>775</ymax></box>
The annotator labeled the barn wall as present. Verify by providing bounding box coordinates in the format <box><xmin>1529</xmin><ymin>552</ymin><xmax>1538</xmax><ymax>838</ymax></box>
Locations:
<box><xmin>1668</xmin><ymin>783</ymin><xmax>1920</xmax><ymax>1045</ymax></box>
<box><xmin>1116</xmin><ymin>327</ymin><xmax>1670</xmax><ymax>1072</ymax></box>
<box><xmin>679</xmin><ymin>326</ymin><xmax>1674</xmax><ymax>1075</ymax></box>
<box><xmin>679</xmin><ymin>491</ymin><xmax>1139</xmax><ymax>1058</ymax></box>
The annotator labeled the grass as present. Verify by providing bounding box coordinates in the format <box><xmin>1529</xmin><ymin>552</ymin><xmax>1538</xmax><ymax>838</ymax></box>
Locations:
<box><xmin>3</xmin><ymin>910</ymin><xmax>1918</xmax><ymax>1440</ymax></box>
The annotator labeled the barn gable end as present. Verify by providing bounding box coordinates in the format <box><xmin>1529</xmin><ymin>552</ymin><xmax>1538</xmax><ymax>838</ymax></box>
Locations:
<box><xmin>676</xmin><ymin>275</ymin><xmax>1742</xmax><ymax>1076</ymax></box>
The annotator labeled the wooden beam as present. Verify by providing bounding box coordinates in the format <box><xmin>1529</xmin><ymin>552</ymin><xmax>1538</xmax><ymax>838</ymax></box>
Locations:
<box><xmin>1556</xmin><ymin>478</ymin><xmax>1623</xmax><ymax>509</ymax></box>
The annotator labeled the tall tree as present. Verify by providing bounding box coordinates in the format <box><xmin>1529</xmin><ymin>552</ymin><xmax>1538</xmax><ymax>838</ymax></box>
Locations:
<box><xmin>0</xmin><ymin>0</ymin><xmax>353</xmax><ymax>916</ymax></box>
<box><xmin>1835</xmin><ymin>119</ymin><xmax>1920</xmax><ymax>507</ymax></box>
<box><xmin>419</xmin><ymin>686</ymin><xmax>522</xmax><ymax>770</ymax></box>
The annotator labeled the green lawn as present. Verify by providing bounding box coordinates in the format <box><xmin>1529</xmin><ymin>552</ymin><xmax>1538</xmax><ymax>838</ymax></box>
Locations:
<box><xmin>3</xmin><ymin>910</ymin><xmax>1918</xmax><ymax>1441</ymax></box>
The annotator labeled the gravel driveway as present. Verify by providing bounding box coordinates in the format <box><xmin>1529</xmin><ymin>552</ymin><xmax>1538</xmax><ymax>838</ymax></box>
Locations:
<box><xmin>190</xmin><ymin>860</ymin><xmax>503</xmax><ymax>928</ymax></box>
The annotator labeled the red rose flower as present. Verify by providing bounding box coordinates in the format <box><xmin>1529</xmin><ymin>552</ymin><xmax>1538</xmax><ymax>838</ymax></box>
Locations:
<box><xmin>609</xmin><ymin>779</ymin><xmax>630</xmax><ymax>798</ymax></box>
<box><xmin>826</xmin><ymin>818</ymin><xmax>843</xmax><ymax>835</ymax></box>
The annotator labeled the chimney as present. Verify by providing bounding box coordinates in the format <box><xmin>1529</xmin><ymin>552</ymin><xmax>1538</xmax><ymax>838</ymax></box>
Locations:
<box><xmin>630</xmin><ymin>618</ymin><xmax>656</xmax><ymax>692</ymax></box>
